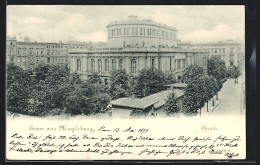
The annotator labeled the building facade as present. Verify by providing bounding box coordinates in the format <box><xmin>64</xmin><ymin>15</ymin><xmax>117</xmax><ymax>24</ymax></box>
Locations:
<box><xmin>69</xmin><ymin>47</ymin><xmax>209</xmax><ymax>80</ymax></box>
<box><xmin>6</xmin><ymin>36</ymin><xmax>93</xmax><ymax>70</ymax></box>
<box><xmin>70</xmin><ymin>16</ymin><xmax>209</xmax><ymax>80</ymax></box>
<box><xmin>190</xmin><ymin>40</ymin><xmax>245</xmax><ymax>69</ymax></box>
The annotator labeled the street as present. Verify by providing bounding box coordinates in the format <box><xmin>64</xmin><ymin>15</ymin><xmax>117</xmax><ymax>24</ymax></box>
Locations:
<box><xmin>201</xmin><ymin>74</ymin><xmax>245</xmax><ymax>117</ymax></box>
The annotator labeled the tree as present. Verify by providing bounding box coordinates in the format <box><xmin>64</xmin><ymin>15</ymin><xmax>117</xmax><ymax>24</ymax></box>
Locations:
<box><xmin>165</xmin><ymin>92</ymin><xmax>178</xmax><ymax>115</ymax></box>
<box><xmin>208</xmin><ymin>76</ymin><xmax>219</xmax><ymax>107</ymax></box>
<box><xmin>184</xmin><ymin>75</ymin><xmax>216</xmax><ymax>116</ymax></box>
<box><xmin>6</xmin><ymin>81</ymin><xmax>30</xmax><ymax>115</ymax></box>
<box><xmin>88</xmin><ymin>72</ymin><xmax>102</xmax><ymax>84</ymax></box>
<box><xmin>6</xmin><ymin>63</ymin><xmax>30</xmax><ymax>89</ymax></box>
<box><xmin>6</xmin><ymin>63</ymin><xmax>32</xmax><ymax>115</ymax></box>
<box><xmin>64</xmin><ymin>82</ymin><xmax>111</xmax><ymax>116</ymax></box>
<box><xmin>182</xmin><ymin>64</ymin><xmax>204</xmax><ymax>84</ymax></box>
<box><xmin>208</xmin><ymin>56</ymin><xmax>227</xmax><ymax>99</ymax></box>
<box><xmin>109</xmin><ymin>69</ymin><xmax>130</xmax><ymax>100</ymax></box>
<box><xmin>208</xmin><ymin>56</ymin><xmax>227</xmax><ymax>80</ymax></box>
<box><xmin>227</xmin><ymin>66</ymin><xmax>241</xmax><ymax>79</ymax></box>
<box><xmin>134</xmin><ymin>68</ymin><xmax>166</xmax><ymax>98</ymax></box>
<box><xmin>165</xmin><ymin>72</ymin><xmax>177</xmax><ymax>84</ymax></box>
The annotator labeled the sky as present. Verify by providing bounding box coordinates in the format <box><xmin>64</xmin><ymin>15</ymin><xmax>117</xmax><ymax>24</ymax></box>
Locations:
<box><xmin>7</xmin><ymin>5</ymin><xmax>245</xmax><ymax>44</ymax></box>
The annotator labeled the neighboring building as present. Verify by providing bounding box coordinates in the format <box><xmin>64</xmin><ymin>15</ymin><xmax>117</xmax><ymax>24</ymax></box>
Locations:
<box><xmin>70</xmin><ymin>16</ymin><xmax>209</xmax><ymax>80</ymax></box>
<box><xmin>190</xmin><ymin>40</ymin><xmax>245</xmax><ymax>69</ymax></box>
<box><xmin>6</xmin><ymin>36</ymin><xmax>93</xmax><ymax>70</ymax></box>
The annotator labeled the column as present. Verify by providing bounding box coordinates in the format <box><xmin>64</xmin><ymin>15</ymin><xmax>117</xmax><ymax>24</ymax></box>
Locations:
<box><xmin>95</xmin><ymin>57</ymin><xmax>98</xmax><ymax>72</ymax></box>
<box><xmin>125</xmin><ymin>56</ymin><xmax>131</xmax><ymax>74</ymax></box>
<box><xmin>82</xmin><ymin>56</ymin><xmax>86</xmax><ymax>72</ymax></box>
<box><xmin>71</xmin><ymin>56</ymin><xmax>75</xmax><ymax>72</ymax></box>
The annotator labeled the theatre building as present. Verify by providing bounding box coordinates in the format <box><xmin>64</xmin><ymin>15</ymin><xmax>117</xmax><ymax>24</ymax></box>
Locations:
<box><xmin>69</xmin><ymin>16</ymin><xmax>209</xmax><ymax>80</ymax></box>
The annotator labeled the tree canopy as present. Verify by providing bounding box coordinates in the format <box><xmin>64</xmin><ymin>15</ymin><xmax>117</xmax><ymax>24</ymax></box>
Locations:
<box><xmin>227</xmin><ymin>66</ymin><xmax>241</xmax><ymax>79</ymax></box>
<box><xmin>182</xmin><ymin>64</ymin><xmax>204</xmax><ymax>83</ymax></box>
<box><xmin>134</xmin><ymin>67</ymin><xmax>167</xmax><ymax>98</ymax></box>
<box><xmin>109</xmin><ymin>69</ymin><xmax>130</xmax><ymax>100</ymax></box>
<box><xmin>6</xmin><ymin>63</ymin><xmax>111</xmax><ymax>117</ymax></box>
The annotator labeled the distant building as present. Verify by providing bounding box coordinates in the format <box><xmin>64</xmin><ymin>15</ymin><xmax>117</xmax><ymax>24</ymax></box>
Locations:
<box><xmin>6</xmin><ymin>36</ymin><xmax>93</xmax><ymax>70</ymax></box>
<box><xmin>190</xmin><ymin>40</ymin><xmax>245</xmax><ymax>69</ymax></box>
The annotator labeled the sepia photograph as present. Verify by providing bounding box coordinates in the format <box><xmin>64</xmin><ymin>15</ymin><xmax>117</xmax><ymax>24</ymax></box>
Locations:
<box><xmin>6</xmin><ymin>5</ymin><xmax>247</xmax><ymax>160</ymax></box>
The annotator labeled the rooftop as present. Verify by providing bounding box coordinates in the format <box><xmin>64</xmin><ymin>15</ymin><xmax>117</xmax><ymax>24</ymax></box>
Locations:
<box><xmin>172</xmin><ymin>89</ymin><xmax>185</xmax><ymax>99</ymax></box>
<box><xmin>110</xmin><ymin>97</ymin><xmax>157</xmax><ymax>110</ymax></box>
<box><xmin>107</xmin><ymin>16</ymin><xmax>177</xmax><ymax>31</ymax></box>
<box><xmin>110</xmin><ymin>90</ymin><xmax>174</xmax><ymax>110</ymax></box>
<box><xmin>166</xmin><ymin>83</ymin><xmax>187</xmax><ymax>88</ymax></box>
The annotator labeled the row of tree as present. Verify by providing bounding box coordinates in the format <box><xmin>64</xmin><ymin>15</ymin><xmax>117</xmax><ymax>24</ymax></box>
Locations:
<box><xmin>6</xmin><ymin>63</ymin><xmax>177</xmax><ymax>116</ymax></box>
<box><xmin>165</xmin><ymin>56</ymin><xmax>229</xmax><ymax>116</ymax></box>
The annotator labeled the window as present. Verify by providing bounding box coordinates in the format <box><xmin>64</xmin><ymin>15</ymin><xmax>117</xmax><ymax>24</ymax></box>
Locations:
<box><xmin>131</xmin><ymin>59</ymin><xmax>137</xmax><ymax>73</ymax></box>
<box><xmin>47</xmin><ymin>58</ymin><xmax>50</xmax><ymax>63</ymax></box>
<box><xmin>91</xmin><ymin>59</ymin><xmax>95</xmax><ymax>72</ymax></box>
<box><xmin>77</xmin><ymin>59</ymin><xmax>81</xmax><ymax>71</ymax></box>
<box><xmin>135</xmin><ymin>28</ymin><xmax>138</xmax><ymax>35</ymax></box>
<box><xmin>98</xmin><ymin>59</ymin><xmax>102</xmax><ymax>72</ymax></box>
<box><xmin>119</xmin><ymin>59</ymin><xmax>123</xmax><ymax>69</ymax></box>
<box><xmin>151</xmin><ymin>58</ymin><xmax>155</xmax><ymax>69</ymax></box>
<box><xmin>105</xmin><ymin>59</ymin><xmax>109</xmax><ymax>72</ymax></box>
<box><xmin>177</xmin><ymin>59</ymin><xmax>181</xmax><ymax>69</ymax></box>
<box><xmin>112</xmin><ymin>59</ymin><xmax>116</xmax><ymax>70</ymax></box>
<box><xmin>230</xmin><ymin>60</ymin><xmax>234</xmax><ymax>66</ymax></box>
<box><xmin>183</xmin><ymin>59</ymin><xmax>186</xmax><ymax>68</ymax></box>
<box><xmin>162</xmin><ymin>31</ymin><xmax>165</xmax><ymax>37</ymax></box>
<box><xmin>17</xmin><ymin>57</ymin><xmax>21</xmax><ymax>63</ymax></box>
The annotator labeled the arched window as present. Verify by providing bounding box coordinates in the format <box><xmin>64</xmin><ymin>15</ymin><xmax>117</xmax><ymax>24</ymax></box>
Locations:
<box><xmin>98</xmin><ymin>59</ymin><xmax>102</xmax><ymax>72</ymax></box>
<box><xmin>119</xmin><ymin>59</ymin><xmax>123</xmax><ymax>69</ymax></box>
<box><xmin>91</xmin><ymin>59</ymin><xmax>95</xmax><ymax>72</ymax></box>
<box><xmin>131</xmin><ymin>59</ymin><xmax>137</xmax><ymax>73</ymax></box>
<box><xmin>77</xmin><ymin>59</ymin><xmax>81</xmax><ymax>71</ymax></box>
<box><xmin>105</xmin><ymin>59</ymin><xmax>109</xmax><ymax>72</ymax></box>
<box><xmin>112</xmin><ymin>59</ymin><xmax>116</xmax><ymax>70</ymax></box>
<box><xmin>151</xmin><ymin>58</ymin><xmax>155</xmax><ymax>70</ymax></box>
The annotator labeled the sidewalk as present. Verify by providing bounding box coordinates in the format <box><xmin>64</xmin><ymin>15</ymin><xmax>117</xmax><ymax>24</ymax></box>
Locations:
<box><xmin>200</xmin><ymin>95</ymin><xmax>221</xmax><ymax>117</ymax></box>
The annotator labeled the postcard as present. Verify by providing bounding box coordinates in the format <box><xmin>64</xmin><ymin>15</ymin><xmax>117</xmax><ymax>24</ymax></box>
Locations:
<box><xmin>6</xmin><ymin>5</ymin><xmax>246</xmax><ymax>160</ymax></box>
